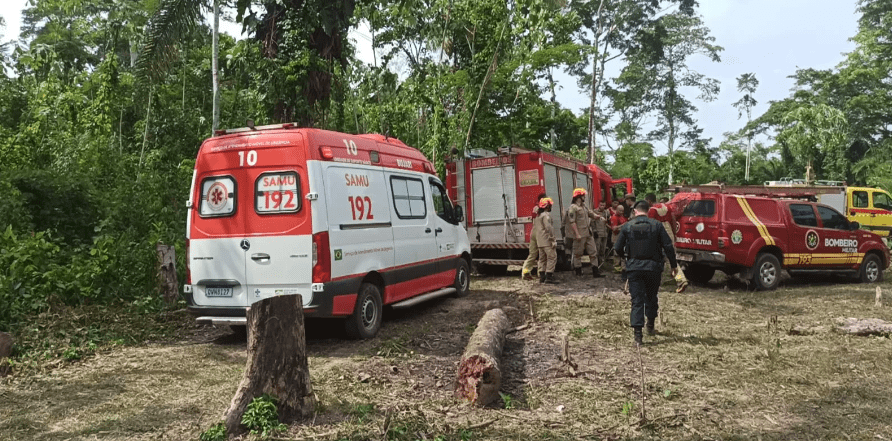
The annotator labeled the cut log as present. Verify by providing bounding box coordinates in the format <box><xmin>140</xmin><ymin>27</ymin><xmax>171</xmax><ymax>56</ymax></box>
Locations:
<box><xmin>223</xmin><ymin>295</ymin><xmax>315</xmax><ymax>436</ymax></box>
<box><xmin>836</xmin><ymin>317</ymin><xmax>892</xmax><ymax>336</ymax></box>
<box><xmin>455</xmin><ymin>308</ymin><xmax>511</xmax><ymax>407</ymax></box>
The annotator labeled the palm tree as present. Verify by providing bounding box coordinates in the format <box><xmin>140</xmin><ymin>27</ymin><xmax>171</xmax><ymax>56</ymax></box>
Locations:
<box><xmin>136</xmin><ymin>0</ymin><xmax>222</xmax><ymax>132</ymax></box>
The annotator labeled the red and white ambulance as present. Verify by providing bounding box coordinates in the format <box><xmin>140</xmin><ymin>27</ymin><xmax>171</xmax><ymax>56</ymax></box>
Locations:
<box><xmin>184</xmin><ymin>124</ymin><xmax>472</xmax><ymax>338</ymax></box>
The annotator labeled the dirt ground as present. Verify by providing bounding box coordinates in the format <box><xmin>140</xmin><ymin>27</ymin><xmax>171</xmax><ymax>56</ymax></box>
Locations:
<box><xmin>2</xmin><ymin>265</ymin><xmax>892</xmax><ymax>440</ymax></box>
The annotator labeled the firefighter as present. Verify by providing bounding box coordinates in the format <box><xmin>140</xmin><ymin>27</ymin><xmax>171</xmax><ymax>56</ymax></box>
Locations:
<box><xmin>521</xmin><ymin>193</ymin><xmax>548</xmax><ymax>280</ymax></box>
<box><xmin>613</xmin><ymin>200</ymin><xmax>679</xmax><ymax>345</ymax></box>
<box><xmin>645</xmin><ymin>193</ymin><xmax>689</xmax><ymax>293</ymax></box>
<box><xmin>568</xmin><ymin>188</ymin><xmax>606</xmax><ymax>278</ymax></box>
<box><xmin>593</xmin><ymin>200</ymin><xmax>610</xmax><ymax>274</ymax></box>
<box><xmin>535</xmin><ymin>197</ymin><xmax>559</xmax><ymax>284</ymax></box>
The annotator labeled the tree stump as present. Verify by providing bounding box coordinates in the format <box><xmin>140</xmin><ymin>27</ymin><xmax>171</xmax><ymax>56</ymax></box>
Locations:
<box><xmin>223</xmin><ymin>295</ymin><xmax>315</xmax><ymax>436</ymax></box>
<box><xmin>454</xmin><ymin>308</ymin><xmax>511</xmax><ymax>407</ymax></box>
<box><xmin>155</xmin><ymin>243</ymin><xmax>178</xmax><ymax>304</ymax></box>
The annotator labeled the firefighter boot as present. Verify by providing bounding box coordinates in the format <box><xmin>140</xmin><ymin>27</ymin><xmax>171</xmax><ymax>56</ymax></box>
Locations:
<box><xmin>545</xmin><ymin>273</ymin><xmax>559</xmax><ymax>284</ymax></box>
<box><xmin>645</xmin><ymin>318</ymin><xmax>656</xmax><ymax>336</ymax></box>
<box><xmin>521</xmin><ymin>270</ymin><xmax>535</xmax><ymax>281</ymax></box>
<box><xmin>574</xmin><ymin>267</ymin><xmax>582</xmax><ymax>277</ymax></box>
<box><xmin>633</xmin><ymin>327</ymin><xmax>644</xmax><ymax>345</ymax></box>
<box><xmin>592</xmin><ymin>265</ymin><xmax>605</xmax><ymax>278</ymax></box>
<box><xmin>539</xmin><ymin>272</ymin><xmax>547</xmax><ymax>284</ymax></box>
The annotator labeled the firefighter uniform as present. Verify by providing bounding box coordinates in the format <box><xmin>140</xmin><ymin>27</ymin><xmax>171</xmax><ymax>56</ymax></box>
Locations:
<box><xmin>521</xmin><ymin>203</ymin><xmax>541</xmax><ymax>280</ymax></box>
<box><xmin>614</xmin><ymin>202</ymin><xmax>678</xmax><ymax>345</ymax></box>
<box><xmin>567</xmin><ymin>196</ymin><xmax>598</xmax><ymax>268</ymax></box>
<box><xmin>535</xmin><ymin>198</ymin><xmax>558</xmax><ymax>284</ymax></box>
<box><xmin>593</xmin><ymin>204</ymin><xmax>610</xmax><ymax>271</ymax></box>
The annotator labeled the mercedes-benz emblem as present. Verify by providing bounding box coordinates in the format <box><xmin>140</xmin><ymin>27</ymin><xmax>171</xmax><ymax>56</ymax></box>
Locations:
<box><xmin>240</xmin><ymin>239</ymin><xmax>250</xmax><ymax>250</ymax></box>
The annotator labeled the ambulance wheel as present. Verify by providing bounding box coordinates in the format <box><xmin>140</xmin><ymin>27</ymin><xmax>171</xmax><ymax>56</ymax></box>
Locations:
<box><xmin>345</xmin><ymin>283</ymin><xmax>382</xmax><ymax>339</ymax></box>
<box><xmin>752</xmin><ymin>253</ymin><xmax>781</xmax><ymax>291</ymax></box>
<box><xmin>685</xmin><ymin>264</ymin><xmax>715</xmax><ymax>285</ymax></box>
<box><xmin>858</xmin><ymin>254</ymin><xmax>883</xmax><ymax>284</ymax></box>
<box><xmin>454</xmin><ymin>260</ymin><xmax>471</xmax><ymax>297</ymax></box>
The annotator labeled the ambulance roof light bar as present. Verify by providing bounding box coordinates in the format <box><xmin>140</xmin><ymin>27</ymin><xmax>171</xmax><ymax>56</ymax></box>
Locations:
<box><xmin>214</xmin><ymin>122</ymin><xmax>297</xmax><ymax>136</ymax></box>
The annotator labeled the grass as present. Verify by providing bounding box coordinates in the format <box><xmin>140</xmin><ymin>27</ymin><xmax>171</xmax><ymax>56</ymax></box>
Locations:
<box><xmin>1</xmin><ymin>274</ymin><xmax>891</xmax><ymax>440</ymax></box>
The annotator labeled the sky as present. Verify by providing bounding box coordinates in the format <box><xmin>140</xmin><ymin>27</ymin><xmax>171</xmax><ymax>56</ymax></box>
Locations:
<box><xmin>1</xmin><ymin>0</ymin><xmax>860</xmax><ymax>152</ymax></box>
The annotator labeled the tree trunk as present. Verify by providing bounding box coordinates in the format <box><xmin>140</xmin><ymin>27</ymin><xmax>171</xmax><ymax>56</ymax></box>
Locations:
<box><xmin>155</xmin><ymin>243</ymin><xmax>178</xmax><ymax>305</ymax></box>
<box><xmin>223</xmin><ymin>295</ymin><xmax>315</xmax><ymax>436</ymax></box>
<box><xmin>212</xmin><ymin>0</ymin><xmax>221</xmax><ymax>133</ymax></box>
<box><xmin>454</xmin><ymin>309</ymin><xmax>511</xmax><ymax>407</ymax></box>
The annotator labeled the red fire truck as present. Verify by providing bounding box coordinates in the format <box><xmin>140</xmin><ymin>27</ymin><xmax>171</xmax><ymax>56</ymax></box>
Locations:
<box><xmin>445</xmin><ymin>146</ymin><xmax>632</xmax><ymax>274</ymax></box>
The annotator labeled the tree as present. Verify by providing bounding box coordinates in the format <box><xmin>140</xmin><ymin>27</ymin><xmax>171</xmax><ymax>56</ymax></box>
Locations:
<box><xmin>732</xmin><ymin>73</ymin><xmax>758</xmax><ymax>182</ymax></box>
<box><xmin>566</xmin><ymin>0</ymin><xmax>697</xmax><ymax>165</ymax></box>
<box><xmin>617</xmin><ymin>12</ymin><xmax>722</xmax><ymax>185</ymax></box>
<box><xmin>777</xmin><ymin>104</ymin><xmax>849</xmax><ymax>182</ymax></box>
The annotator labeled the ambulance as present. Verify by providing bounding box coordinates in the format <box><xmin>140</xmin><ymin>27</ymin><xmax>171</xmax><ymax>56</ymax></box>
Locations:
<box><xmin>184</xmin><ymin>124</ymin><xmax>472</xmax><ymax>339</ymax></box>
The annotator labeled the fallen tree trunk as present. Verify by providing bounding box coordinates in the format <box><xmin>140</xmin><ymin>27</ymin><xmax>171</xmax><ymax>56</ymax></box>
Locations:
<box><xmin>836</xmin><ymin>317</ymin><xmax>892</xmax><ymax>336</ymax></box>
<box><xmin>455</xmin><ymin>308</ymin><xmax>511</xmax><ymax>407</ymax></box>
<box><xmin>224</xmin><ymin>295</ymin><xmax>315</xmax><ymax>436</ymax></box>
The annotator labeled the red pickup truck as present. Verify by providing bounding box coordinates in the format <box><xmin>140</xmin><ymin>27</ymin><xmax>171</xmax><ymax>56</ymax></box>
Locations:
<box><xmin>671</xmin><ymin>192</ymin><xmax>890</xmax><ymax>290</ymax></box>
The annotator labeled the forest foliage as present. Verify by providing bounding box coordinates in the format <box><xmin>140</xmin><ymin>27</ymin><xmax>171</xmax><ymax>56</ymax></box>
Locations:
<box><xmin>1</xmin><ymin>0</ymin><xmax>891</xmax><ymax>333</ymax></box>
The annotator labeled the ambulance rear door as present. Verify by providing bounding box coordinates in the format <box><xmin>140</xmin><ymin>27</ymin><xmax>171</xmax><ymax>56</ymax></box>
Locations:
<box><xmin>241</xmin><ymin>135</ymin><xmax>313</xmax><ymax>307</ymax></box>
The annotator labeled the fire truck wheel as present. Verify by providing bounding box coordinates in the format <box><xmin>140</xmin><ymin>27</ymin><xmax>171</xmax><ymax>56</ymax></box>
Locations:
<box><xmin>454</xmin><ymin>260</ymin><xmax>471</xmax><ymax>297</ymax></box>
<box><xmin>858</xmin><ymin>254</ymin><xmax>883</xmax><ymax>284</ymax></box>
<box><xmin>685</xmin><ymin>264</ymin><xmax>716</xmax><ymax>285</ymax></box>
<box><xmin>752</xmin><ymin>253</ymin><xmax>781</xmax><ymax>291</ymax></box>
<box><xmin>345</xmin><ymin>283</ymin><xmax>383</xmax><ymax>340</ymax></box>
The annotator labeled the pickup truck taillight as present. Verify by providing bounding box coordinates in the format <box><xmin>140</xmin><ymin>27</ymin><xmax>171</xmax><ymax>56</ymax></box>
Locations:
<box><xmin>312</xmin><ymin>232</ymin><xmax>331</xmax><ymax>283</ymax></box>
<box><xmin>718</xmin><ymin>229</ymin><xmax>727</xmax><ymax>248</ymax></box>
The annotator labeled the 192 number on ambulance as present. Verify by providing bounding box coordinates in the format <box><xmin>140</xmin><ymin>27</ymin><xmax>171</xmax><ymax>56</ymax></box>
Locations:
<box><xmin>348</xmin><ymin>196</ymin><xmax>374</xmax><ymax>220</ymax></box>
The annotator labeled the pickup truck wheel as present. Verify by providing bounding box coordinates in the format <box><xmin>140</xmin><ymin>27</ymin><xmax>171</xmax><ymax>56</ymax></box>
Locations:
<box><xmin>345</xmin><ymin>283</ymin><xmax>383</xmax><ymax>339</ymax></box>
<box><xmin>454</xmin><ymin>260</ymin><xmax>471</xmax><ymax>297</ymax></box>
<box><xmin>752</xmin><ymin>253</ymin><xmax>781</xmax><ymax>290</ymax></box>
<box><xmin>859</xmin><ymin>254</ymin><xmax>883</xmax><ymax>283</ymax></box>
<box><xmin>685</xmin><ymin>264</ymin><xmax>716</xmax><ymax>284</ymax></box>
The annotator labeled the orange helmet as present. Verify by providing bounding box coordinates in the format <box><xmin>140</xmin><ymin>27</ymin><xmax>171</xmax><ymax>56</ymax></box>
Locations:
<box><xmin>538</xmin><ymin>197</ymin><xmax>554</xmax><ymax>209</ymax></box>
<box><xmin>572</xmin><ymin>188</ymin><xmax>587</xmax><ymax>198</ymax></box>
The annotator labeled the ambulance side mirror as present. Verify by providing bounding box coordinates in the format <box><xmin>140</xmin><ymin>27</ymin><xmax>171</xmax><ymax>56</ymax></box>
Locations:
<box><xmin>453</xmin><ymin>204</ymin><xmax>464</xmax><ymax>223</ymax></box>
<box><xmin>849</xmin><ymin>221</ymin><xmax>860</xmax><ymax>230</ymax></box>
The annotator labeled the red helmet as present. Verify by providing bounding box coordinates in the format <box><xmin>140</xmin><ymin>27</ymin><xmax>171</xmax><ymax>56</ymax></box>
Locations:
<box><xmin>572</xmin><ymin>188</ymin><xmax>587</xmax><ymax>198</ymax></box>
<box><xmin>538</xmin><ymin>197</ymin><xmax>554</xmax><ymax>209</ymax></box>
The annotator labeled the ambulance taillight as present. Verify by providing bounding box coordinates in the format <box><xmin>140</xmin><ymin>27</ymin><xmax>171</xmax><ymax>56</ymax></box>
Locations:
<box><xmin>312</xmin><ymin>232</ymin><xmax>331</xmax><ymax>283</ymax></box>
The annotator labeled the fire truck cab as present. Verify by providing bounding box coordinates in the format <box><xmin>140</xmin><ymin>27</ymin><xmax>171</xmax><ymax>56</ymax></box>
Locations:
<box><xmin>445</xmin><ymin>146</ymin><xmax>631</xmax><ymax>273</ymax></box>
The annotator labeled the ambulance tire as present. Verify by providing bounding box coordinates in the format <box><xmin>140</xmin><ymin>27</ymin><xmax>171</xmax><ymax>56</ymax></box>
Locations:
<box><xmin>858</xmin><ymin>253</ymin><xmax>883</xmax><ymax>284</ymax></box>
<box><xmin>345</xmin><ymin>283</ymin><xmax>383</xmax><ymax>340</ymax></box>
<box><xmin>454</xmin><ymin>260</ymin><xmax>471</xmax><ymax>297</ymax></box>
<box><xmin>752</xmin><ymin>253</ymin><xmax>781</xmax><ymax>291</ymax></box>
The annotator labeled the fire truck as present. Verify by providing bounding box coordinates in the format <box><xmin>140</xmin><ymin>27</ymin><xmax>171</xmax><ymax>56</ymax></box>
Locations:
<box><xmin>667</xmin><ymin>182</ymin><xmax>892</xmax><ymax>242</ymax></box>
<box><xmin>445</xmin><ymin>146</ymin><xmax>633</xmax><ymax>274</ymax></box>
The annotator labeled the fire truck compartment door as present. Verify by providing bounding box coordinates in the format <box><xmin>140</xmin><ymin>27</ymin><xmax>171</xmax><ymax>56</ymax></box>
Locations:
<box><xmin>471</xmin><ymin>166</ymin><xmax>516</xmax><ymax>222</ymax></box>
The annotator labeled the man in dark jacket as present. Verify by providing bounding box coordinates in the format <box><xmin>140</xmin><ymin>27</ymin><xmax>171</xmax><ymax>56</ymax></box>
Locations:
<box><xmin>613</xmin><ymin>200</ymin><xmax>678</xmax><ymax>345</ymax></box>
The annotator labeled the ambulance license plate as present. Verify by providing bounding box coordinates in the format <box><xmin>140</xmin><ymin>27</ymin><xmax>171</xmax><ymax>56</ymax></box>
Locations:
<box><xmin>677</xmin><ymin>253</ymin><xmax>694</xmax><ymax>262</ymax></box>
<box><xmin>206</xmin><ymin>287</ymin><xmax>233</xmax><ymax>297</ymax></box>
